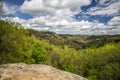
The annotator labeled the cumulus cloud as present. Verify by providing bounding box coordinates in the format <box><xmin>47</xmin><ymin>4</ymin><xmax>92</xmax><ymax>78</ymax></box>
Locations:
<box><xmin>20</xmin><ymin>0</ymin><xmax>91</xmax><ymax>16</ymax></box>
<box><xmin>107</xmin><ymin>16</ymin><xmax>120</xmax><ymax>31</ymax></box>
<box><xmin>2</xmin><ymin>0</ymin><xmax>120</xmax><ymax>35</ymax></box>
<box><xmin>86</xmin><ymin>0</ymin><xmax>120</xmax><ymax>16</ymax></box>
<box><xmin>2</xmin><ymin>3</ymin><xmax>18</xmax><ymax>14</ymax></box>
<box><xmin>19</xmin><ymin>0</ymin><xmax>99</xmax><ymax>34</ymax></box>
<box><xmin>99</xmin><ymin>0</ymin><xmax>114</xmax><ymax>5</ymax></box>
<box><xmin>108</xmin><ymin>16</ymin><xmax>120</xmax><ymax>26</ymax></box>
<box><xmin>2</xmin><ymin>15</ymin><xmax>120</xmax><ymax>35</ymax></box>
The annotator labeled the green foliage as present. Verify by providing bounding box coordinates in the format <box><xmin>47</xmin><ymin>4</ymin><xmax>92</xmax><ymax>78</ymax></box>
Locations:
<box><xmin>0</xmin><ymin>20</ymin><xmax>30</xmax><ymax>63</ymax></box>
<box><xmin>0</xmin><ymin>20</ymin><xmax>49</xmax><ymax>64</ymax></box>
<box><xmin>32</xmin><ymin>43</ymin><xmax>49</xmax><ymax>64</ymax></box>
<box><xmin>78</xmin><ymin>43</ymin><xmax>120</xmax><ymax>80</ymax></box>
<box><xmin>44</xmin><ymin>41</ymin><xmax>120</xmax><ymax>80</ymax></box>
<box><xmin>0</xmin><ymin>20</ymin><xmax>120</xmax><ymax>80</ymax></box>
<box><xmin>29</xmin><ymin>29</ymin><xmax>120</xmax><ymax>50</ymax></box>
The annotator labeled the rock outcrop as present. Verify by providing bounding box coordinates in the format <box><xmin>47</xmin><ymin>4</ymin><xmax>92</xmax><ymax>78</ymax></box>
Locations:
<box><xmin>0</xmin><ymin>63</ymin><xmax>87</xmax><ymax>80</ymax></box>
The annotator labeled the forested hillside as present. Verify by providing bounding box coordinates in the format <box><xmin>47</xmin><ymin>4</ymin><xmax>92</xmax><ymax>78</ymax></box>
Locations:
<box><xmin>29</xmin><ymin>29</ymin><xmax>120</xmax><ymax>50</ymax></box>
<box><xmin>0</xmin><ymin>20</ymin><xmax>120</xmax><ymax>80</ymax></box>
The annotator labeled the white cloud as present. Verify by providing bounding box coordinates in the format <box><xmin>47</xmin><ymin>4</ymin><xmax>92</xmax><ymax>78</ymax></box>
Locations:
<box><xmin>44</xmin><ymin>0</ymin><xmax>90</xmax><ymax>9</ymax></box>
<box><xmin>19</xmin><ymin>0</ymin><xmax>95</xmax><ymax>34</ymax></box>
<box><xmin>107</xmin><ymin>16</ymin><xmax>120</xmax><ymax>30</ymax></box>
<box><xmin>99</xmin><ymin>0</ymin><xmax>114</xmax><ymax>5</ymax></box>
<box><xmin>2</xmin><ymin>0</ymin><xmax>120</xmax><ymax>35</ymax></box>
<box><xmin>2</xmin><ymin>3</ymin><xmax>18</xmax><ymax>14</ymax></box>
<box><xmin>2</xmin><ymin>15</ymin><xmax>120</xmax><ymax>35</ymax></box>
<box><xmin>20</xmin><ymin>0</ymin><xmax>91</xmax><ymax>16</ymax></box>
<box><xmin>86</xmin><ymin>0</ymin><xmax>120</xmax><ymax>16</ymax></box>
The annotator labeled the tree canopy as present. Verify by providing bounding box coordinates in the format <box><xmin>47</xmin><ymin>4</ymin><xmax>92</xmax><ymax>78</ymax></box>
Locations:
<box><xmin>0</xmin><ymin>19</ymin><xmax>120</xmax><ymax>80</ymax></box>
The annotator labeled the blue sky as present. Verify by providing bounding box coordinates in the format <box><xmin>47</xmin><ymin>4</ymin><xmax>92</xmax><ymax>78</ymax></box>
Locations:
<box><xmin>3</xmin><ymin>0</ymin><xmax>32</xmax><ymax>19</ymax></box>
<box><xmin>3</xmin><ymin>0</ymin><xmax>112</xmax><ymax>23</ymax></box>
<box><xmin>4</xmin><ymin>0</ymin><xmax>24</xmax><ymax>6</ymax></box>
<box><xmin>1</xmin><ymin>0</ymin><xmax>120</xmax><ymax>35</ymax></box>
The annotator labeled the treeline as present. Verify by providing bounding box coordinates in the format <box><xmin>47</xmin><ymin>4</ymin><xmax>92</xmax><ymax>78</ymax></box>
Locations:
<box><xmin>0</xmin><ymin>20</ymin><xmax>120</xmax><ymax>80</ymax></box>
<box><xmin>29</xmin><ymin>29</ymin><xmax>120</xmax><ymax>50</ymax></box>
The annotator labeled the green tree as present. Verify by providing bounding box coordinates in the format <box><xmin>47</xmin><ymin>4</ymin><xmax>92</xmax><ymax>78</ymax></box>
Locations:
<box><xmin>32</xmin><ymin>43</ymin><xmax>49</xmax><ymax>64</ymax></box>
<box><xmin>0</xmin><ymin>20</ymin><xmax>34</xmax><ymax>64</ymax></box>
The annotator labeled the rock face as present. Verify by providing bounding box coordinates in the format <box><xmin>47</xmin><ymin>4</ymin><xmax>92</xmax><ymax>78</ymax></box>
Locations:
<box><xmin>0</xmin><ymin>63</ymin><xmax>87</xmax><ymax>80</ymax></box>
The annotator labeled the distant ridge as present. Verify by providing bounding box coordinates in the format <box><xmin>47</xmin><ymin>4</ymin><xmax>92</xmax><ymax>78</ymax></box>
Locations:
<box><xmin>28</xmin><ymin>29</ymin><xmax>120</xmax><ymax>50</ymax></box>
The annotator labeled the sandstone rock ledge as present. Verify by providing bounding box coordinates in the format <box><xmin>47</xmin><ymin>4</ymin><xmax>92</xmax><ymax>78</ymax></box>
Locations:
<box><xmin>0</xmin><ymin>63</ymin><xmax>87</xmax><ymax>80</ymax></box>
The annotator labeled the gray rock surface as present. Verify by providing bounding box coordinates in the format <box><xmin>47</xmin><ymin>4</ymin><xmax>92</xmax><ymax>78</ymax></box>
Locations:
<box><xmin>0</xmin><ymin>63</ymin><xmax>87</xmax><ymax>80</ymax></box>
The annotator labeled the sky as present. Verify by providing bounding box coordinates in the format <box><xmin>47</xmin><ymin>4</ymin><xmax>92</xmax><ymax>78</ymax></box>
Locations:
<box><xmin>1</xmin><ymin>0</ymin><xmax>120</xmax><ymax>35</ymax></box>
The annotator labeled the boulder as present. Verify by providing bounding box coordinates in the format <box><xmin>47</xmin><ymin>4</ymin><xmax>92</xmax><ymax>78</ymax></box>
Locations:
<box><xmin>0</xmin><ymin>63</ymin><xmax>87</xmax><ymax>80</ymax></box>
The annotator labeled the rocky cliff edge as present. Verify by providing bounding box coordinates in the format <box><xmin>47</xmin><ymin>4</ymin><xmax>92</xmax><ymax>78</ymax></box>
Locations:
<box><xmin>0</xmin><ymin>63</ymin><xmax>87</xmax><ymax>80</ymax></box>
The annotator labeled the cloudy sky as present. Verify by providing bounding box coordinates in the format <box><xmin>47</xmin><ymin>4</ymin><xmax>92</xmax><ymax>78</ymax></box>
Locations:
<box><xmin>1</xmin><ymin>0</ymin><xmax>120</xmax><ymax>35</ymax></box>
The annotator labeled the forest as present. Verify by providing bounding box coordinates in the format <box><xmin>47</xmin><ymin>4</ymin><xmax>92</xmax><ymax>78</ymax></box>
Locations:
<box><xmin>0</xmin><ymin>20</ymin><xmax>120</xmax><ymax>80</ymax></box>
